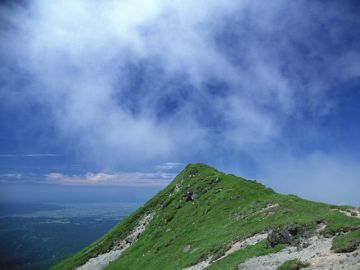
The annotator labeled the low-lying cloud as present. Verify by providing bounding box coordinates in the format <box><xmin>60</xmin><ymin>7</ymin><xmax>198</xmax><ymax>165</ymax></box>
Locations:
<box><xmin>45</xmin><ymin>171</ymin><xmax>173</xmax><ymax>187</ymax></box>
<box><xmin>0</xmin><ymin>170</ymin><xmax>174</xmax><ymax>188</ymax></box>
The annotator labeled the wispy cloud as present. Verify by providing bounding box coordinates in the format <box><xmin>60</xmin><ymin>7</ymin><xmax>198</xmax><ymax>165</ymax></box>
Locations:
<box><xmin>0</xmin><ymin>172</ymin><xmax>38</xmax><ymax>184</ymax></box>
<box><xmin>0</xmin><ymin>154</ymin><xmax>59</xmax><ymax>158</ymax></box>
<box><xmin>44</xmin><ymin>171</ymin><xmax>173</xmax><ymax>187</ymax></box>
<box><xmin>0</xmin><ymin>167</ymin><xmax>175</xmax><ymax>187</ymax></box>
<box><xmin>0</xmin><ymin>173</ymin><xmax>22</xmax><ymax>179</ymax></box>
<box><xmin>155</xmin><ymin>162</ymin><xmax>184</xmax><ymax>171</ymax></box>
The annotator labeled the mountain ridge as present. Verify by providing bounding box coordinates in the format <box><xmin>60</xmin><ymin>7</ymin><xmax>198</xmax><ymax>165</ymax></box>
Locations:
<box><xmin>51</xmin><ymin>163</ymin><xmax>360</xmax><ymax>270</ymax></box>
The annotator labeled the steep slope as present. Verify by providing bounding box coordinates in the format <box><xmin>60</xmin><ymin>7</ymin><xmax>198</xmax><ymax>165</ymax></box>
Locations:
<box><xmin>51</xmin><ymin>163</ymin><xmax>360</xmax><ymax>270</ymax></box>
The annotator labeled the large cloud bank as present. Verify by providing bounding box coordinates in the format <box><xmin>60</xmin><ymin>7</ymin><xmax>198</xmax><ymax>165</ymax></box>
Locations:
<box><xmin>2</xmin><ymin>0</ymin><xmax>359</xmax><ymax>166</ymax></box>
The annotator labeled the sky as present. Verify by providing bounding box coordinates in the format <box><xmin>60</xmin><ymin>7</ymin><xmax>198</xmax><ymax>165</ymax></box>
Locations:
<box><xmin>0</xmin><ymin>0</ymin><xmax>360</xmax><ymax>205</ymax></box>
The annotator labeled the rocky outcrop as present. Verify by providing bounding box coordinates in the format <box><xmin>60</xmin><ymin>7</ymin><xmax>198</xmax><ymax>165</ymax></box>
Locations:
<box><xmin>183</xmin><ymin>190</ymin><xmax>197</xmax><ymax>201</ymax></box>
<box><xmin>238</xmin><ymin>233</ymin><xmax>360</xmax><ymax>270</ymax></box>
<box><xmin>266</xmin><ymin>224</ymin><xmax>301</xmax><ymax>248</ymax></box>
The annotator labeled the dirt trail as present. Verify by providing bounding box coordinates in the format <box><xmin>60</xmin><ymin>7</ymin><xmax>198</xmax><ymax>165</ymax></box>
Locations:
<box><xmin>222</xmin><ymin>233</ymin><xmax>268</xmax><ymax>258</ymax></box>
<box><xmin>76</xmin><ymin>213</ymin><xmax>153</xmax><ymax>270</ymax></box>
<box><xmin>237</xmin><ymin>237</ymin><xmax>360</xmax><ymax>270</ymax></box>
<box><xmin>182</xmin><ymin>233</ymin><xmax>268</xmax><ymax>270</ymax></box>
<box><xmin>335</xmin><ymin>208</ymin><xmax>360</xmax><ymax>219</ymax></box>
<box><xmin>184</xmin><ymin>223</ymin><xmax>360</xmax><ymax>270</ymax></box>
<box><xmin>182</xmin><ymin>204</ymin><xmax>279</xmax><ymax>270</ymax></box>
<box><xmin>182</xmin><ymin>257</ymin><xmax>213</xmax><ymax>270</ymax></box>
<box><xmin>237</xmin><ymin>224</ymin><xmax>360</xmax><ymax>270</ymax></box>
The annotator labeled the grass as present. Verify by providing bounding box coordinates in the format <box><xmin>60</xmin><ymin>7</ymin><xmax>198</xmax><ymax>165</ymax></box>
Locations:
<box><xmin>331</xmin><ymin>230</ymin><xmax>360</xmax><ymax>253</ymax></box>
<box><xmin>51</xmin><ymin>163</ymin><xmax>360</xmax><ymax>270</ymax></box>
<box><xmin>276</xmin><ymin>259</ymin><xmax>309</xmax><ymax>270</ymax></box>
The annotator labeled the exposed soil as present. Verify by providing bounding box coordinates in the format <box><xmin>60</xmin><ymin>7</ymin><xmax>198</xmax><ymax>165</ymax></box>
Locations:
<box><xmin>76</xmin><ymin>213</ymin><xmax>153</xmax><ymax>270</ymax></box>
<box><xmin>238</xmin><ymin>224</ymin><xmax>360</xmax><ymax>270</ymax></box>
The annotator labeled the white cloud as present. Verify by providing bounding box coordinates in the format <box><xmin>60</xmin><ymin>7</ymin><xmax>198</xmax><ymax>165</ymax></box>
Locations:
<box><xmin>156</xmin><ymin>162</ymin><xmax>184</xmax><ymax>170</ymax></box>
<box><xmin>1</xmin><ymin>0</ymin><xmax>359</xmax><ymax>168</ymax></box>
<box><xmin>45</xmin><ymin>171</ymin><xmax>174</xmax><ymax>187</ymax></box>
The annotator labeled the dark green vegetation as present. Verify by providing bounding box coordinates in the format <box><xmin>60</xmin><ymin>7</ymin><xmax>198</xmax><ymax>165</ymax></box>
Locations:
<box><xmin>331</xmin><ymin>230</ymin><xmax>360</xmax><ymax>253</ymax></box>
<box><xmin>52</xmin><ymin>163</ymin><xmax>360</xmax><ymax>270</ymax></box>
<box><xmin>276</xmin><ymin>259</ymin><xmax>309</xmax><ymax>270</ymax></box>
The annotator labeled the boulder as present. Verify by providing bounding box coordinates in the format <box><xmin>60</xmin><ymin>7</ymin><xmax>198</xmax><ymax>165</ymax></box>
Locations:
<box><xmin>266</xmin><ymin>224</ymin><xmax>301</xmax><ymax>248</ymax></box>
<box><xmin>183</xmin><ymin>190</ymin><xmax>196</xmax><ymax>201</ymax></box>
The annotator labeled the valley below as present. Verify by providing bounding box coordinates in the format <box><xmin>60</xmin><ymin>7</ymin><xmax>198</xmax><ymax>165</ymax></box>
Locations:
<box><xmin>0</xmin><ymin>202</ymin><xmax>141</xmax><ymax>270</ymax></box>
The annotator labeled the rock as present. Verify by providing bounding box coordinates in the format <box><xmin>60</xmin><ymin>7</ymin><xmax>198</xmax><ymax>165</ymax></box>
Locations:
<box><xmin>266</xmin><ymin>224</ymin><xmax>301</xmax><ymax>248</ymax></box>
<box><xmin>183</xmin><ymin>190</ymin><xmax>196</xmax><ymax>201</ymax></box>
<box><xmin>183</xmin><ymin>245</ymin><xmax>191</xmax><ymax>253</ymax></box>
<box><xmin>174</xmin><ymin>183</ymin><xmax>181</xmax><ymax>193</ymax></box>
<box><xmin>125</xmin><ymin>232</ymin><xmax>140</xmax><ymax>244</ymax></box>
<box><xmin>188</xmin><ymin>169</ymin><xmax>198</xmax><ymax>177</ymax></box>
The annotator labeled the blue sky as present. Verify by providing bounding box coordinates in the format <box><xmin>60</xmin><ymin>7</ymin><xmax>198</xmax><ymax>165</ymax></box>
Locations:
<box><xmin>0</xmin><ymin>0</ymin><xmax>360</xmax><ymax>205</ymax></box>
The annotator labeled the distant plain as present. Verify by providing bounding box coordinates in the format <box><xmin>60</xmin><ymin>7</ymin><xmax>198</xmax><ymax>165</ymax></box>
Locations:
<box><xmin>0</xmin><ymin>202</ymin><xmax>141</xmax><ymax>270</ymax></box>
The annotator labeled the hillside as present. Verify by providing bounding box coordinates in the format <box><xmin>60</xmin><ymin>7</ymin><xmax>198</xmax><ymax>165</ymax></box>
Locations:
<box><xmin>51</xmin><ymin>163</ymin><xmax>360</xmax><ymax>270</ymax></box>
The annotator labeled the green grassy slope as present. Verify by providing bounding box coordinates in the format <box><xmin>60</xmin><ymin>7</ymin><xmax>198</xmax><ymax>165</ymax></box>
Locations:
<box><xmin>51</xmin><ymin>163</ymin><xmax>360</xmax><ymax>270</ymax></box>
